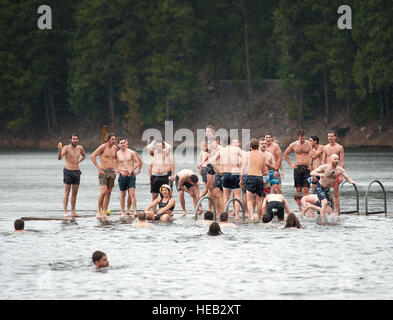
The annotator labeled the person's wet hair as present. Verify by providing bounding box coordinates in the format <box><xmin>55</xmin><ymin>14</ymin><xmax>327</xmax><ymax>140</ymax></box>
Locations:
<box><xmin>207</xmin><ymin>222</ymin><xmax>223</xmax><ymax>236</ymax></box>
<box><xmin>284</xmin><ymin>212</ymin><xmax>303</xmax><ymax>229</ymax></box>
<box><xmin>138</xmin><ymin>212</ymin><xmax>146</xmax><ymax>221</ymax></box>
<box><xmin>106</xmin><ymin>132</ymin><xmax>116</xmax><ymax>141</ymax></box>
<box><xmin>69</xmin><ymin>133</ymin><xmax>79</xmax><ymax>139</ymax></box>
<box><xmin>219</xmin><ymin>212</ymin><xmax>228</xmax><ymax>222</ymax></box>
<box><xmin>118</xmin><ymin>137</ymin><xmax>126</xmax><ymax>144</ymax></box>
<box><xmin>262</xmin><ymin>213</ymin><xmax>273</xmax><ymax>223</ymax></box>
<box><xmin>14</xmin><ymin>219</ymin><xmax>24</xmax><ymax>231</ymax></box>
<box><xmin>204</xmin><ymin>211</ymin><xmax>214</xmax><ymax>221</ymax></box>
<box><xmin>92</xmin><ymin>251</ymin><xmax>106</xmax><ymax>264</ymax></box>
<box><xmin>190</xmin><ymin>174</ymin><xmax>199</xmax><ymax>183</ymax></box>
<box><xmin>298</xmin><ymin>129</ymin><xmax>306</xmax><ymax>137</ymax></box>
<box><xmin>310</xmin><ymin>135</ymin><xmax>319</xmax><ymax>144</ymax></box>
<box><xmin>328</xmin><ymin>130</ymin><xmax>337</xmax><ymax>137</ymax></box>
<box><xmin>293</xmin><ymin>192</ymin><xmax>303</xmax><ymax>200</ymax></box>
<box><xmin>250</xmin><ymin>138</ymin><xmax>259</xmax><ymax>150</ymax></box>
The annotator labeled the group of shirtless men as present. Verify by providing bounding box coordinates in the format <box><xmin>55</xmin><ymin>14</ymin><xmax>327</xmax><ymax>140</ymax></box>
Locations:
<box><xmin>57</xmin><ymin>125</ymin><xmax>356</xmax><ymax>224</ymax></box>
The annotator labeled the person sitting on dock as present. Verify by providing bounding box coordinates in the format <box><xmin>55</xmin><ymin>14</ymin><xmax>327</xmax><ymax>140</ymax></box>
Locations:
<box><xmin>145</xmin><ymin>184</ymin><xmax>175</xmax><ymax>222</ymax></box>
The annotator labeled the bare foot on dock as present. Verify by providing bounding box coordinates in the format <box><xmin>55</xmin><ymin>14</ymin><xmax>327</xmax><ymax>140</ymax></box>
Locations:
<box><xmin>182</xmin><ymin>211</ymin><xmax>187</xmax><ymax>217</ymax></box>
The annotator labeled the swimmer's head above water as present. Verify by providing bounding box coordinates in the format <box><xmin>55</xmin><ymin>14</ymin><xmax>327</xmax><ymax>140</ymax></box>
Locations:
<box><xmin>219</xmin><ymin>212</ymin><xmax>229</xmax><ymax>223</ymax></box>
<box><xmin>204</xmin><ymin>211</ymin><xmax>214</xmax><ymax>221</ymax></box>
<box><xmin>284</xmin><ymin>212</ymin><xmax>303</xmax><ymax>229</ymax></box>
<box><xmin>14</xmin><ymin>219</ymin><xmax>25</xmax><ymax>232</ymax></box>
<box><xmin>207</xmin><ymin>222</ymin><xmax>223</xmax><ymax>236</ymax></box>
<box><xmin>92</xmin><ymin>251</ymin><xmax>109</xmax><ymax>269</ymax></box>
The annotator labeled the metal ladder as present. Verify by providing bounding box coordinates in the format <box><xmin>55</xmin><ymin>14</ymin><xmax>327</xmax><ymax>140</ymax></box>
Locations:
<box><xmin>339</xmin><ymin>180</ymin><xmax>360</xmax><ymax>214</ymax></box>
<box><xmin>224</xmin><ymin>197</ymin><xmax>245</xmax><ymax>222</ymax></box>
<box><xmin>194</xmin><ymin>196</ymin><xmax>217</xmax><ymax>221</ymax></box>
<box><xmin>365</xmin><ymin>180</ymin><xmax>387</xmax><ymax>216</ymax></box>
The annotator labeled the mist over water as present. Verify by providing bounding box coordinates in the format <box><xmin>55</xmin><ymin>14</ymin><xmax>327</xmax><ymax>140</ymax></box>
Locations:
<box><xmin>0</xmin><ymin>150</ymin><xmax>393</xmax><ymax>299</ymax></box>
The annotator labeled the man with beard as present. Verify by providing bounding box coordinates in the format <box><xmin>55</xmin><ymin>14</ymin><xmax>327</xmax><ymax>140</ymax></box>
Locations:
<box><xmin>58</xmin><ymin>133</ymin><xmax>86</xmax><ymax>218</ymax></box>
<box><xmin>91</xmin><ymin>133</ymin><xmax>118</xmax><ymax>219</ymax></box>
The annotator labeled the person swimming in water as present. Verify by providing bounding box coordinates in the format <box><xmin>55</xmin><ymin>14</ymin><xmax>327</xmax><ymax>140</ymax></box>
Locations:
<box><xmin>261</xmin><ymin>193</ymin><xmax>291</xmax><ymax>223</ymax></box>
<box><xmin>13</xmin><ymin>219</ymin><xmax>25</xmax><ymax>233</ymax></box>
<box><xmin>207</xmin><ymin>221</ymin><xmax>223</xmax><ymax>236</ymax></box>
<box><xmin>145</xmin><ymin>184</ymin><xmax>175</xmax><ymax>222</ymax></box>
<box><xmin>92</xmin><ymin>251</ymin><xmax>110</xmax><ymax>269</ymax></box>
<box><xmin>283</xmin><ymin>212</ymin><xmax>303</xmax><ymax>229</ymax></box>
<box><xmin>219</xmin><ymin>212</ymin><xmax>237</xmax><ymax>228</ymax></box>
<box><xmin>132</xmin><ymin>212</ymin><xmax>153</xmax><ymax>228</ymax></box>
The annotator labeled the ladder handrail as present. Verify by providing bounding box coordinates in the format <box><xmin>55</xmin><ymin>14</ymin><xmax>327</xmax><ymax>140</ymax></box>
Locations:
<box><xmin>195</xmin><ymin>196</ymin><xmax>217</xmax><ymax>221</ymax></box>
<box><xmin>224</xmin><ymin>197</ymin><xmax>245</xmax><ymax>222</ymax></box>
<box><xmin>339</xmin><ymin>180</ymin><xmax>360</xmax><ymax>214</ymax></box>
<box><xmin>365</xmin><ymin>180</ymin><xmax>387</xmax><ymax>216</ymax></box>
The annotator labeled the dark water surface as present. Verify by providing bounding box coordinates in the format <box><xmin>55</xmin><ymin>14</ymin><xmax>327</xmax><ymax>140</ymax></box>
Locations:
<box><xmin>0</xmin><ymin>151</ymin><xmax>392</xmax><ymax>299</ymax></box>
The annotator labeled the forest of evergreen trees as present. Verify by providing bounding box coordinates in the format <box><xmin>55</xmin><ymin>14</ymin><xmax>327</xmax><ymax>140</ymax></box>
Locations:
<box><xmin>1</xmin><ymin>0</ymin><xmax>392</xmax><ymax>137</ymax></box>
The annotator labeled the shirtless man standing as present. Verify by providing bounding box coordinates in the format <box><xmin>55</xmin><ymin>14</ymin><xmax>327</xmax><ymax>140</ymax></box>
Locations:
<box><xmin>116</xmin><ymin>138</ymin><xmax>141</xmax><ymax>217</ymax></box>
<box><xmin>90</xmin><ymin>133</ymin><xmax>118</xmax><ymax>219</ymax></box>
<box><xmin>265</xmin><ymin>133</ymin><xmax>283</xmax><ymax>194</ymax></box>
<box><xmin>149</xmin><ymin>138</ymin><xmax>175</xmax><ymax>209</ymax></box>
<box><xmin>211</xmin><ymin>137</ymin><xmax>243</xmax><ymax>220</ymax></box>
<box><xmin>175</xmin><ymin>169</ymin><xmax>201</xmax><ymax>216</ymax></box>
<box><xmin>126</xmin><ymin>139</ymin><xmax>143</xmax><ymax>214</ymax></box>
<box><xmin>240</xmin><ymin>138</ymin><xmax>266</xmax><ymax>222</ymax></box>
<box><xmin>58</xmin><ymin>133</ymin><xmax>86</xmax><ymax>218</ymax></box>
<box><xmin>309</xmin><ymin>136</ymin><xmax>324</xmax><ymax>170</ymax></box>
<box><xmin>259</xmin><ymin>139</ymin><xmax>276</xmax><ymax>195</ymax></box>
<box><xmin>284</xmin><ymin>129</ymin><xmax>313</xmax><ymax>197</ymax></box>
<box><xmin>311</xmin><ymin>154</ymin><xmax>356</xmax><ymax>222</ymax></box>
<box><xmin>322</xmin><ymin>130</ymin><xmax>345</xmax><ymax>213</ymax></box>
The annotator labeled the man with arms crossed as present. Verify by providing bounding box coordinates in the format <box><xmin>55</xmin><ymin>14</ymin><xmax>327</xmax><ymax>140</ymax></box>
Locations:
<box><xmin>116</xmin><ymin>138</ymin><xmax>141</xmax><ymax>217</ymax></box>
<box><xmin>322</xmin><ymin>130</ymin><xmax>345</xmax><ymax>213</ymax></box>
<box><xmin>91</xmin><ymin>133</ymin><xmax>118</xmax><ymax>219</ymax></box>
<box><xmin>284</xmin><ymin>129</ymin><xmax>313</xmax><ymax>198</ymax></box>
<box><xmin>265</xmin><ymin>133</ymin><xmax>283</xmax><ymax>194</ymax></box>
<box><xmin>175</xmin><ymin>169</ymin><xmax>201</xmax><ymax>216</ymax></box>
<box><xmin>58</xmin><ymin>133</ymin><xmax>86</xmax><ymax>218</ymax></box>
<box><xmin>240</xmin><ymin>138</ymin><xmax>266</xmax><ymax>222</ymax></box>
<box><xmin>311</xmin><ymin>154</ymin><xmax>356</xmax><ymax>222</ymax></box>
<box><xmin>149</xmin><ymin>138</ymin><xmax>175</xmax><ymax>210</ymax></box>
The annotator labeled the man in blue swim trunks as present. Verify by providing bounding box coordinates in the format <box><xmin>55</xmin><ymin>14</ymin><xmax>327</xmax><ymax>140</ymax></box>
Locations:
<box><xmin>116</xmin><ymin>138</ymin><xmax>141</xmax><ymax>217</ymax></box>
<box><xmin>265</xmin><ymin>133</ymin><xmax>283</xmax><ymax>194</ymax></box>
<box><xmin>310</xmin><ymin>154</ymin><xmax>356</xmax><ymax>222</ymax></box>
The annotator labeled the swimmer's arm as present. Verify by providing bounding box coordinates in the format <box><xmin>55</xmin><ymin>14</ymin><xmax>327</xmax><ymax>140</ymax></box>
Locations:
<box><xmin>131</xmin><ymin>153</ymin><xmax>140</xmax><ymax>173</ymax></box>
<box><xmin>79</xmin><ymin>146</ymin><xmax>86</xmax><ymax>163</ymax></box>
<box><xmin>170</xmin><ymin>154</ymin><xmax>175</xmax><ymax>181</ymax></box>
<box><xmin>210</xmin><ymin>150</ymin><xmax>220</xmax><ymax>165</ymax></box>
<box><xmin>300</xmin><ymin>198</ymin><xmax>307</xmax><ymax>213</ymax></box>
<box><xmin>177</xmin><ymin>176</ymin><xmax>188</xmax><ymax>192</ymax></box>
<box><xmin>268</xmin><ymin>155</ymin><xmax>276</xmax><ymax>170</ymax></box>
<box><xmin>148</xmin><ymin>161</ymin><xmax>153</xmax><ymax>181</ymax></box>
<box><xmin>284</xmin><ymin>143</ymin><xmax>295</xmax><ymax>168</ymax></box>
<box><xmin>308</xmin><ymin>149</ymin><xmax>313</xmax><ymax>170</ymax></box>
<box><xmin>157</xmin><ymin>198</ymin><xmax>175</xmax><ymax>215</ymax></box>
<box><xmin>276</xmin><ymin>145</ymin><xmax>283</xmax><ymax>169</ymax></box>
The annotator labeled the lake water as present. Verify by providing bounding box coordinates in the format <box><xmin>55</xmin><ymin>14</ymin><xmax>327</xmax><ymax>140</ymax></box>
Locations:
<box><xmin>0</xmin><ymin>150</ymin><xmax>392</xmax><ymax>299</ymax></box>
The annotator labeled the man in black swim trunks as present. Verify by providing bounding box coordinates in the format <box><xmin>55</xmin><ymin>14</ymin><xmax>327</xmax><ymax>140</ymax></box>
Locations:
<box><xmin>284</xmin><ymin>129</ymin><xmax>313</xmax><ymax>197</ymax></box>
<box><xmin>58</xmin><ymin>133</ymin><xmax>86</xmax><ymax>218</ymax></box>
<box><xmin>261</xmin><ymin>193</ymin><xmax>291</xmax><ymax>223</ymax></box>
<box><xmin>148</xmin><ymin>138</ymin><xmax>175</xmax><ymax>211</ymax></box>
